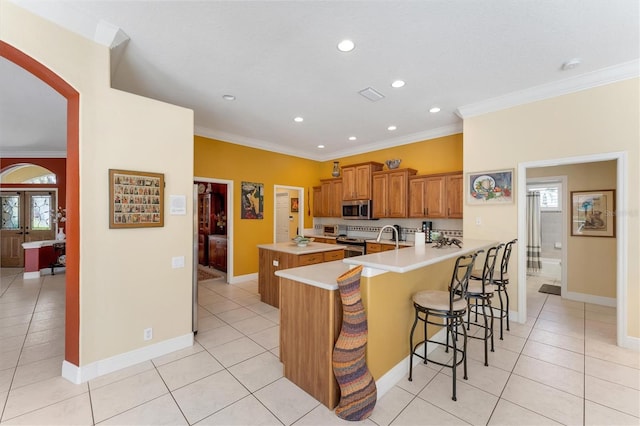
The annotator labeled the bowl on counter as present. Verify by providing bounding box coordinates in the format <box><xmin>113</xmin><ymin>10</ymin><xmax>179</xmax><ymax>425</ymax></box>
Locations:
<box><xmin>292</xmin><ymin>236</ymin><xmax>314</xmax><ymax>247</ymax></box>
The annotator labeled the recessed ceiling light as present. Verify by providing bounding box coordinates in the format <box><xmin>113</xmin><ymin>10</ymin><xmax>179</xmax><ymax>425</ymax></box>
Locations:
<box><xmin>348</xmin><ymin>136</ymin><xmax>357</xmax><ymax>141</ymax></box>
<box><xmin>429</xmin><ymin>107</ymin><xmax>441</xmax><ymax>113</ymax></box>
<box><xmin>317</xmin><ymin>145</ymin><xmax>325</xmax><ymax>149</ymax></box>
<box><xmin>561</xmin><ymin>58</ymin><xmax>581</xmax><ymax>71</ymax></box>
<box><xmin>294</xmin><ymin>116</ymin><xmax>304</xmax><ymax>122</ymax></box>
<box><xmin>391</xmin><ymin>80</ymin><xmax>405</xmax><ymax>88</ymax></box>
<box><xmin>222</xmin><ymin>94</ymin><xmax>235</xmax><ymax>101</ymax></box>
<box><xmin>387</xmin><ymin>125</ymin><xmax>397</xmax><ymax>131</ymax></box>
<box><xmin>337</xmin><ymin>39</ymin><xmax>355</xmax><ymax>52</ymax></box>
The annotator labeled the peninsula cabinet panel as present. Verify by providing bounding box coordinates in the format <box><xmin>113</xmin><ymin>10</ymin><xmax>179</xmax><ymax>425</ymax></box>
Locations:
<box><xmin>341</xmin><ymin>162</ymin><xmax>383</xmax><ymax>200</ymax></box>
<box><xmin>280</xmin><ymin>278</ymin><xmax>342</xmax><ymax>408</ymax></box>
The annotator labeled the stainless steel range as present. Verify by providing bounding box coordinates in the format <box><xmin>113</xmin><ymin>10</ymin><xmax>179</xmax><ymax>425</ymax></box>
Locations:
<box><xmin>335</xmin><ymin>236</ymin><xmax>366</xmax><ymax>257</ymax></box>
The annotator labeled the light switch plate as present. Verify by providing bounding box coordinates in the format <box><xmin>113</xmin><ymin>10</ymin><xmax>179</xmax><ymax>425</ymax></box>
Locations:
<box><xmin>172</xmin><ymin>256</ymin><xmax>185</xmax><ymax>268</ymax></box>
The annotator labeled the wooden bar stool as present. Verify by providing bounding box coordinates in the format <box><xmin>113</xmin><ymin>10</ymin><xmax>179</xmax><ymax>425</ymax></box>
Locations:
<box><xmin>408</xmin><ymin>253</ymin><xmax>478</xmax><ymax>401</ymax></box>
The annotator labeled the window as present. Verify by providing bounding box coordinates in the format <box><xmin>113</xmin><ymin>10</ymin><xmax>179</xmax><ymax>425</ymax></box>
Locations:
<box><xmin>528</xmin><ymin>182</ymin><xmax>561</xmax><ymax>211</ymax></box>
<box><xmin>0</xmin><ymin>163</ymin><xmax>57</xmax><ymax>184</ymax></box>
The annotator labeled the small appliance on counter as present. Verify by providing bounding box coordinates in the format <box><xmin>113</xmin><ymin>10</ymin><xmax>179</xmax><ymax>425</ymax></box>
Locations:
<box><xmin>323</xmin><ymin>223</ymin><xmax>347</xmax><ymax>237</ymax></box>
<box><xmin>422</xmin><ymin>221</ymin><xmax>433</xmax><ymax>243</ymax></box>
<box><xmin>393</xmin><ymin>224</ymin><xmax>403</xmax><ymax>241</ymax></box>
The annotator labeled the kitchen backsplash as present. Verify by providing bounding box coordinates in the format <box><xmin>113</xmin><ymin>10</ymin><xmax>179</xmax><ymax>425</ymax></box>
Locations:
<box><xmin>312</xmin><ymin>219</ymin><xmax>463</xmax><ymax>241</ymax></box>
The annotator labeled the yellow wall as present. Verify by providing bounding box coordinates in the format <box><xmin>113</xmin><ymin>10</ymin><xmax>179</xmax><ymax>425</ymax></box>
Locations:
<box><xmin>194</xmin><ymin>134</ymin><xmax>463</xmax><ymax>277</ymax></box>
<box><xmin>2</xmin><ymin>2</ymin><xmax>195</xmax><ymax>365</ymax></box>
<box><xmin>528</xmin><ymin>161</ymin><xmax>617</xmax><ymax>298</ymax></box>
<box><xmin>319</xmin><ymin>133</ymin><xmax>463</xmax><ymax>178</ymax></box>
<box><xmin>463</xmin><ymin>78</ymin><xmax>639</xmax><ymax>339</ymax></box>
<box><xmin>194</xmin><ymin>137</ymin><xmax>321</xmax><ymax>276</ymax></box>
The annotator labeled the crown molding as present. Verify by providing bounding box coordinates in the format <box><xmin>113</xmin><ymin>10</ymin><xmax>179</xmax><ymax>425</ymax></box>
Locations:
<box><xmin>0</xmin><ymin>150</ymin><xmax>67</xmax><ymax>158</ymax></box>
<box><xmin>456</xmin><ymin>60</ymin><xmax>640</xmax><ymax>119</ymax></box>
<box><xmin>195</xmin><ymin>123</ymin><xmax>462</xmax><ymax>163</ymax></box>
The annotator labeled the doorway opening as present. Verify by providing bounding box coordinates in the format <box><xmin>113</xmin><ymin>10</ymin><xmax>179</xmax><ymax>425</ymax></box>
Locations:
<box><xmin>273</xmin><ymin>185</ymin><xmax>304</xmax><ymax>243</ymax></box>
<box><xmin>518</xmin><ymin>151</ymin><xmax>628</xmax><ymax>348</ymax></box>
<box><xmin>1</xmin><ymin>190</ymin><xmax>58</xmax><ymax>267</ymax></box>
<box><xmin>194</xmin><ymin>177</ymin><xmax>233</xmax><ymax>282</ymax></box>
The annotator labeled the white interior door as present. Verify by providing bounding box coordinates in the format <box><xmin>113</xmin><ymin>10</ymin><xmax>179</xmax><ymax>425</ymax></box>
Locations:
<box><xmin>275</xmin><ymin>192</ymin><xmax>290</xmax><ymax>242</ymax></box>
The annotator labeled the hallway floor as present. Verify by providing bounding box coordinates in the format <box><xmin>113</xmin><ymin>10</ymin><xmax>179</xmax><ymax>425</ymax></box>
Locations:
<box><xmin>0</xmin><ymin>268</ymin><xmax>638</xmax><ymax>425</ymax></box>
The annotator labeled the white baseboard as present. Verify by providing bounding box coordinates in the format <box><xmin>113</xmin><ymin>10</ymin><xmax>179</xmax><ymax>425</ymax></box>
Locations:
<box><xmin>375</xmin><ymin>327</ymin><xmax>448</xmax><ymax>400</ymax></box>
<box><xmin>620</xmin><ymin>335</ymin><xmax>640</xmax><ymax>351</ymax></box>
<box><xmin>23</xmin><ymin>271</ymin><xmax>41</xmax><ymax>280</ymax></box>
<box><xmin>564</xmin><ymin>291</ymin><xmax>616</xmax><ymax>307</ymax></box>
<box><xmin>62</xmin><ymin>333</ymin><xmax>193</xmax><ymax>384</ymax></box>
<box><xmin>229</xmin><ymin>272</ymin><xmax>257</xmax><ymax>285</ymax></box>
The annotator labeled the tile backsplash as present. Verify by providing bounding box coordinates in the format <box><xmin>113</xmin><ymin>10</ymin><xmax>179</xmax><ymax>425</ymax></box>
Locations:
<box><xmin>313</xmin><ymin>219</ymin><xmax>462</xmax><ymax>241</ymax></box>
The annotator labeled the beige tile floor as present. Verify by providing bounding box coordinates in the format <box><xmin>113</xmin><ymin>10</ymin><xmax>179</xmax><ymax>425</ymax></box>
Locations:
<box><xmin>1</xmin><ymin>267</ymin><xmax>639</xmax><ymax>425</ymax></box>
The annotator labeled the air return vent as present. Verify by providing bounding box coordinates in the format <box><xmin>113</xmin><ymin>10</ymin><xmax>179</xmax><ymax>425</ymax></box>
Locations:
<box><xmin>358</xmin><ymin>87</ymin><xmax>385</xmax><ymax>102</ymax></box>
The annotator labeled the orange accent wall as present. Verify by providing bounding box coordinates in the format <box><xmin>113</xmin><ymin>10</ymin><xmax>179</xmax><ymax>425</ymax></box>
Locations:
<box><xmin>0</xmin><ymin>158</ymin><xmax>67</xmax><ymax>210</ymax></box>
<box><xmin>1</xmin><ymin>41</ymin><xmax>80</xmax><ymax>367</ymax></box>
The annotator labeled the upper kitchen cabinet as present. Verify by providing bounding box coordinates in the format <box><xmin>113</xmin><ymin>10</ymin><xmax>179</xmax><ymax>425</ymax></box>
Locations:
<box><xmin>312</xmin><ymin>186</ymin><xmax>322</xmax><ymax>217</ymax></box>
<box><xmin>372</xmin><ymin>168</ymin><xmax>417</xmax><ymax>218</ymax></box>
<box><xmin>341</xmin><ymin>162</ymin><xmax>383</xmax><ymax>200</ymax></box>
<box><xmin>409</xmin><ymin>172</ymin><xmax>463</xmax><ymax>218</ymax></box>
<box><xmin>320</xmin><ymin>178</ymin><xmax>343</xmax><ymax>217</ymax></box>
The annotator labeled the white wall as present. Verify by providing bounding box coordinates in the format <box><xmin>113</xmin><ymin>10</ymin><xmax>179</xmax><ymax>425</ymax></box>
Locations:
<box><xmin>463</xmin><ymin>78</ymin><xmax>639</xmax><ymax>341</ymax></box>
<box><xmin>2</xmin><ymin>2</ymin><xmax>195</xmax><ymax>370</ymax></box>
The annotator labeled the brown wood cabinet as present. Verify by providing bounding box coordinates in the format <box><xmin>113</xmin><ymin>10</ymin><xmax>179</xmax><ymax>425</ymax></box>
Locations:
<box><xmin>372</xmin><ymin>168</ymin><xmax>417</xmax><ymax>218</ymax></box>
<box><xmin>258</xmin><ymin>247</ymin><xmax>345</xmax><ymax>307</ymax></box>
<box><xmin>341</xmin><ymin>162</ymin><xmax>383</xmax><ymax>200</ymax></box>
<box><xmin>312</xmin><ymin>186</ymin><xmax>322</xmax><ymax>217</ymax></box>
<box><xmin>366</xmin><ymin>241</ymin><xmax>399</xmax><ymax>254</ymax></box>
<box><xmin>208</xmin><ymin>235</ymin><xmax>227</xmax><ymax>272</ymax></box>
<box><xmin>280</xmin><ymin>278</ymin><xmax>342</xmax><ymax>408</ymax></box>
<box><xmin>319</xmin><ymin>178</ymin><xmax>342</xmax><ymax>217</ymax></box>
<box><xmin>409</xmin><ymin>172</ymin><xmax>463</xmax><ymax>218</ymax></box>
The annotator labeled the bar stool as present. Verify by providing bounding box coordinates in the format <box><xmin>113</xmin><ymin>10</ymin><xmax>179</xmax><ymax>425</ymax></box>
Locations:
<box><xmin>408</xmin><ymin>253</ymin><xmax>478</xmax><ymax>401</ymax></box>
<box><xmin>471</xmin><ymin>239</ymin><xmax>516</xmax><ymax>339</ymax></box>
<box><xmin>466</xmin><ymin>244</ymin><xmax>502</xmax><ymax>366</ymax></box>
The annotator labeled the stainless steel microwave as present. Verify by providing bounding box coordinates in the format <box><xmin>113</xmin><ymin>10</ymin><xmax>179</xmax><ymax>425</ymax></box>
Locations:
<box><xmin>342</xmin><ymin>199</ymin><xmax>373</xmax><ymax>220</ymax></box>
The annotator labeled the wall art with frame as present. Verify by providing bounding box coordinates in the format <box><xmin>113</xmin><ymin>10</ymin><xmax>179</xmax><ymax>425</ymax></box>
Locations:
<box><xmin>109</xmin><ymin>169</ymin><xmax>164</xmax><ymax>228</ymax></box>
<box><xmin>466</xmin><ymin>169</ymin><xmax>514</xmax><ymax>205</ymax></box>
<box><xmin>241</xmin><ymin>181</ymin><xmax>264</xmax><ymax>219</ymax></box>
<box><xmin>571</xmin><ymin>189</ymin><xmax>615</xmax><ymax>237</ymax></box>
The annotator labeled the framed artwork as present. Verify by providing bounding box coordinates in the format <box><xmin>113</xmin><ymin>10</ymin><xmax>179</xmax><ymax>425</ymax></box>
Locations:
<box><xmin>291</xmin><ymin>197</ymin><xmax>299</xmax><ymax>213</ymax></box>
<box><xmin>109</xmin><ymin>169</ymin><xmax>164</xmax><ymax>228</ymax></box>
<box><xmin>466</xmin><ymin>169</ymin><xmax>514</xmax><ymax>205</ymax></box>
<box><xmin>571</xmin><ymin>189</ymin><xmax>615</xmax><ymax>237</ymax></box>
<box><xmin>241</xmin><ymin>181</ymin><xmax>264</xmax><ymax>219</ymax></box>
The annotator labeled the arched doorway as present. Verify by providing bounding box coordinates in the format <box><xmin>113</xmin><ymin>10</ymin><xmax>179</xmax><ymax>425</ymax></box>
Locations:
<box><xmin>0</xmin><ymin>41</ymin><xmax>80</xmax><ymax>366</ymax></box>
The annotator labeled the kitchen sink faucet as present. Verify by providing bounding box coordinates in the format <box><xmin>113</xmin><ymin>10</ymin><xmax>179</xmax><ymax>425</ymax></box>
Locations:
<box><xmin>376</xmin><ymin>225</ymin><xmax>399</xmax><ymax>249</ymax></box>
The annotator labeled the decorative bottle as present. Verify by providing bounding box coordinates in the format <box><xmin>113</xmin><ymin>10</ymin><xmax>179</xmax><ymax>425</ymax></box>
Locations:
<box><xmin>332</xmin><ymin>161</ymin><xmax>340</xmax><ymax>177</ymax></box>
<box><xmin>56</xmin><ymin>227</ymin><xmax>66</xmax><ymax>240</ymax></box>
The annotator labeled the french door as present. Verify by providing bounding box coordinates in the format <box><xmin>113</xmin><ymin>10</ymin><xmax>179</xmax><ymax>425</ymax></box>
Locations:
<box><xmin>1</xmin><ymin>191</ymin><xmax>56</xmax><ymax>267</ymax></box>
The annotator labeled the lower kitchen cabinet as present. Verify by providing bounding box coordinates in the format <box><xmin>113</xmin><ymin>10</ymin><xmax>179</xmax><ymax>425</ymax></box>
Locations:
<box><xmin>366</xmin><ymin>242</ymin><xmax>398</xmax><ymax>253</ymax></box>
<box><xmin>258</xmin><ymin>246</ymin><xmax>345</xmax><ymax>307</ymax></box>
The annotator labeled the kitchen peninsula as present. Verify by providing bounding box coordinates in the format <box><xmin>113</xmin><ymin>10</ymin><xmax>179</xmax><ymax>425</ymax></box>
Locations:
<box><xmin>275</xmin><ymin>239</ymin><xmax>495</xmax><ymax>408</ymax></box>
<box><xmin>257</xmin><ymin>242</ymin><xmax>344</xmax><ymax>307</ymax></box>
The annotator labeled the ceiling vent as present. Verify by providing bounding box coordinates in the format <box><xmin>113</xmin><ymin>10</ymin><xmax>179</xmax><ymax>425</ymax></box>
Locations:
<box><xmin>358</xmin><ymin>87</ymin><xmax>385</xmax><ymax>102</ymax></box>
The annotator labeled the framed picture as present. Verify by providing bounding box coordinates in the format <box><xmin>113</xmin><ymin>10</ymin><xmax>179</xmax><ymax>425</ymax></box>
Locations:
<box><xmin>109</xmin><ymin>169</ymin><xmax>164</xmax><ymax>228</ymax></box>
<box><xmin>241</xmin><ymin>181</ymin><xmax>264</xmax><ymax>219</ymax></box>
<box><xmin>466</xmin><ymin>169</ymin><xmax>514</xmax><ymax>205</ymax></box>
<box><xmin>571</xmin><ymin>189</ymin><xmax>615</xmax><ymax>237</ymax></box>
<box><xmin>290</xmin><ymin>197</ymin><xmax>299</xmax><ymax>213</ymax></box>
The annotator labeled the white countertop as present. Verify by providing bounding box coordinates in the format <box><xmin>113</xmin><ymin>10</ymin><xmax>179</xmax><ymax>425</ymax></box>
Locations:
<box><xmin>257</xmin><ymin>241</ymin><xmax>345</xmax><ymax>255</ymax></box>
<box><xmin>273</xmin><ymin>238</ymin><xmax>497</xmax><ymax>290</ymax></box>
<box><xmin>275</xmin><ymin>260</ymin><xmax>350</xmax><ymax>290</ymax></box>
<box><xmin>344</xmin><ymin>238</ymin><xmax>495</xmax><ymax>274</ymax></box>
<box><xmin>22</xmin><ymin>239</ymin><xmax>64</xmax><ymax>249</ymax></box>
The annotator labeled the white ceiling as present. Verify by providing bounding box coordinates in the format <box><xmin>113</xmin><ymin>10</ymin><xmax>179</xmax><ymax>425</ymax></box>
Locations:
<box><xmin>2</xmin><ymin>0</ymin><xmax>639</xmax><ymax>160</ymax></box>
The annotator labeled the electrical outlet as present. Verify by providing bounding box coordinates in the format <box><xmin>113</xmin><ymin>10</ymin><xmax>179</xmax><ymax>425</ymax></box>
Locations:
<box><xmin>273</xmin><ymin>260</ymin><xmax>279</xmax><ymax>266</ymax></box>
<box><xmin>144</xmin><ymin>327</ymin><xmax>153</xmax><ymax>341</ymax></box>
<box><xmin>171</xmin><ymin>256</ymin><xmax>185</xmax><ymax>268</ymax></box>
<box><xmin>475</xmin><ymin>216</ymin><xmax>482</xmax><ymax>225</ymax></box>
